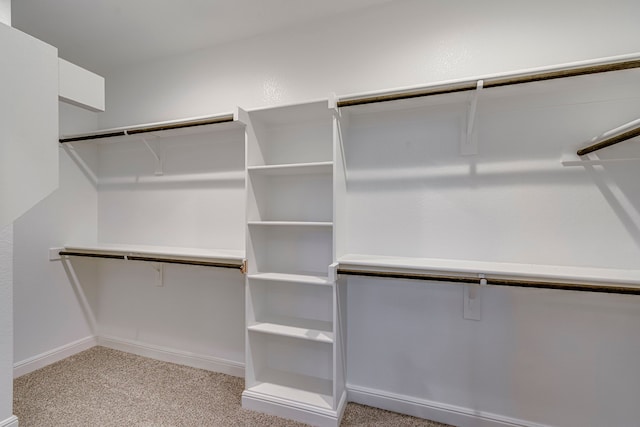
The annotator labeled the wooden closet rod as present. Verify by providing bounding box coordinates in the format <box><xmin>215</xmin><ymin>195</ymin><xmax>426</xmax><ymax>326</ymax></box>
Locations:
<box><xmin>59</xmin><ymin>251</ymin><xmax>244</xmax><ymax>270</ymax></box>
<box><xmin>577</xmin><ymin>125</ymin><xmax>640</xmax><ymax>156</ymax></box>
<box><xmin>337</xmin><ymin>268</ymin><xmax>640</xmax><ymax>296</ymax></box>
<box><xmin>337</xmin><ymin>58</ymin><xmax>640</xmax><ymax>108</ymax></box>
<box><xmin>59</xmin><ymin>114</ymin><xmax>235</xmax><ymax>143</ymax></box>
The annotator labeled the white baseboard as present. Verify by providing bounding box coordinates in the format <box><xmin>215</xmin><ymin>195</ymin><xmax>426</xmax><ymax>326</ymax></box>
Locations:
<box><xmin>98</xmin><ymin>335</ymin><xmax>245</xmax><ymax>378</ymax></box>
<box><xmin>13</xmin><ymin>336</ymin><xmax>97</xmax><ymax>378</ymax></box>
<box><xmin>242</xmin><ymin>389</ymin><xmax>347</xmax><ymax>427</ymax></box>
<box><xmin>347</xmin><ymin>384</ymin><xmax>552</xmax><ymax>427</ymax></box>
<box><xmin>0</xmin><ymin>415</ymin><xmax>18</xmax><ymax>427</ymax></box>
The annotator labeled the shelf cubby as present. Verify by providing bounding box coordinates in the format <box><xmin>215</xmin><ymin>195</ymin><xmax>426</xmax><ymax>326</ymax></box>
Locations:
<box><xmin>247</xmin><ymin>170</ymin><xmax>332</xmax><ymax>223</ymax></box>
<box><xmin>245</xmin><ymin>101</ymin><xmax>333</xmax><ymax>167</ymax></box>
<box><xmin>246</xmin><ymin>332</ymin><xmax>334</xmax><ymax>409</ymax></box>
<box><xmin>247</xmin><ymin>278</ymin><xmax>333</xmax><ymax>343</ymax></box>
<box><xmin>247</xmin><ymin>224</ymin><xmax>333</xmax><ymax>277</ymax></box>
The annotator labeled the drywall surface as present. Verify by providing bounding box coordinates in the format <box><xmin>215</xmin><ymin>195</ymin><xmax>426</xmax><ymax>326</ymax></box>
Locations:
<box><xmin>16</xmin><ymin>0</ymin><xmax>640</xmax><ymax>425</ymax></box>
<box><xmin>97</xmin><ymin>128</ymin><xmax>245</xmax><ymax>251</ymax></box>
<box><xmin>342</xmin><ymin>73</ymin><xmax>640</xmax><ymax>269</ymax></box>
<box><xmin>339</xmin><ymin>69</ymin><xmax>640</xmax><ymax>426</ymax></box>
<box><xmin>93</xmin><ymin>124</ymin><xmax>246</xmax><ymax>367</ymax></box>
<box><xmin>347</xmin><ymin>277</ymin><xmax>640</xmax><ymax>427</ymax></box>
<box><xmin>0</xmin><ymin>23</ymin><xmax>58</xmax><ymax>228</ymax></box>
<box><xmin>94</xmin><ymin>261</ymin><xmax>245</xmax><ymax>367</ymax></box>
<box><xmin>0</xmin><ymin>225</ymin><xmax>13</xmax><ymax>420</ymax></box>
<box><xmin>13</xmin><ymin>103</ymin><xmax>99</xmax><ymax>363</ymax></box>
<box><xmin>99</xmin><ymin>0</ymin><xmax>640</xmax><ymax>128</ymax></box>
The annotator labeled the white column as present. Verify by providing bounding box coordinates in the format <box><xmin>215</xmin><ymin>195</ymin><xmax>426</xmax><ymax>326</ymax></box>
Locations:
<box><xmin>0</xmin><ymin>3</ymin><xmax>13</xmax><ymax>425</ymax></box>
<box><xmin>0</xmin><ymin>225</ymin><xmax>16</xmax><ymax>426</ymax></box>
<box><xmin>0</xmin><ymin>8</ymin><xmax>15</xmax><ymax>427</ymax></box>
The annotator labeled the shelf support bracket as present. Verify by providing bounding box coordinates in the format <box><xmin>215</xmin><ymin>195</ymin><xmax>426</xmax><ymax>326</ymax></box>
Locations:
<box><xmin>153</xmin><ymin>263</ymin><xmax>164</xmax><ymax>287</ymax></box>
<box><xmin>461</xmin><ymin>80</ymin><xmax>483</xmax><ymax>156</ymax></box>
<box><xmin>139</xmin><ymin>134</ymin><xmax>164</xmax><ymax>176</ymax></box>
<box><xmin>463</xmin><ymin>274</ymin><xmax>483</xmax><ymax>320</ymax></box>
<box><xmin>328</xmin><ymin>92</ymin><xmax>338</xmax><ymax>112</ymax></box>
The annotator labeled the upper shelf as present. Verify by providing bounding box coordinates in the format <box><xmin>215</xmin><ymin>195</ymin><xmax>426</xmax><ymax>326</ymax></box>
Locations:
<box><xmin>59</xmin><ymin>113</ymin><xmax>244</xmax><ymax>143</ymax></box>
<box><xmin>60</xmin><ymin>243</ymin><xmax>246</xmax><ymax>269</ymax></box>
<box><xmin>338</xmin><ymin>253</ymin><xmax>640</xmax><ymax>293</ymax></box>
<box><xmin>336</xmin><ymin>53</ymin><xmax>640</xmax><ymax>109</ymax></box>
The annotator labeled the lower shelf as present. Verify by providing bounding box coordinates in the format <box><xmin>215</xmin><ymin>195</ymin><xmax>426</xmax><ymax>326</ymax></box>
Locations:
<box><xmin>248</xmin><ymin>368</ymin><xmax>333</xmax><ymax>410</ymax></box>
<box><xmin>247</xmin><ymin>272</ymin><xmax>332</xmax><ymax>285</ymax></box>
<box><xmin>248</xmin><ymin>317</ymin><xmax>334</xmax><ymax>343</ymax></box>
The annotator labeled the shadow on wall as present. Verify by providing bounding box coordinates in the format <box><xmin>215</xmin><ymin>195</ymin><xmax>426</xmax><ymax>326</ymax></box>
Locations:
<box><xmin>577</xmin><ymin>141</ymin><xmax>640</xmax><ymax>253</ymax></box>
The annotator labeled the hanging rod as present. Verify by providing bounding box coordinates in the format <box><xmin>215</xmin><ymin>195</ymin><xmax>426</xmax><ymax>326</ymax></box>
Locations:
<box><xmin>337</xmin><ymin>57</ymin><xmax>640</xmax><ymax>108</ymax></box>
<box><xmin>577</xmin><ymin>125</ymin><xmax>640</xmax><ymax>156</ymax></box>
<box><xmin>59</xmin><ymin>250</ymin><xmax>245</xmax><ymax>270</ymax></box>
<box><xmin>337</xmin><ymin>268</ymin><xmax>640</xmax><ymax>296</ymax></box>
<box><xmin>59</xmin><ymin>114</ymin><xmax>236</xmax><ymax>143</ymax></box>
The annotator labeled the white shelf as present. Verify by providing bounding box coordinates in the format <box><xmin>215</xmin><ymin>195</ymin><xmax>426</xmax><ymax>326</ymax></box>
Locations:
<box><xmin>248</xmin><ymin>161</ymin><xmax>333</xmax><ymax>175</ymax></box>
<box><xmin>247</xmin><ymin>272</ymin><xmax>332</xmax><ymax>285</ymax></box>
<box><xmin>248</xmin><ymin>369</ymin><xmax>333</xmax><ymax>410</ymax></box>
<box><xmin>59</xmin><ymin>113</ymin><xmax>243</xmax><ymax>143</ymax></box>
<box><xmin>248</xmin><ymin>317</ymin><xmax>333</xmax><ymax>343</ymax></box>
<box><xmin>248</xmin><ymin>221</ymin><xmax>333</xmax><ymax>228</ymax></box>
<box><xmin>339</xmin><ymin>253</ymin><xmax>640</xmax><ymax>288</ymax></box>
<box><xmin>63</xmin><ymin>243</ymin><xmax>245</xmax><ymax>266</ymax></box>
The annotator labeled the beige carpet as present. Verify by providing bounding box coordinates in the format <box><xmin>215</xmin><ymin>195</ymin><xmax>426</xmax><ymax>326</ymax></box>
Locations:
<box><xmin>14</xmin><ymin>346</ymin><xmax>453</xmax><ymax>426</ymax></box>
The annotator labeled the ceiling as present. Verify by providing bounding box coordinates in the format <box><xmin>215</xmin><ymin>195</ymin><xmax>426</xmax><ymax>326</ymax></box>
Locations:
<box><xmin>12</xmin><ymin>0</ymin><xmax>395</xmax><ymax>75</ymax></box>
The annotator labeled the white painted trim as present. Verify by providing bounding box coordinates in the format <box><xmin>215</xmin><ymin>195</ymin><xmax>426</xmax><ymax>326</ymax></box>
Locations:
<box><xmin>0</xmin><ymin>415</ymin><xmax>18</xmax><ymax>427</ymax></box>
<box><xmin>13</xmin><ymin>336</ymin><xmax>97</xmax><ymax>378</ymax></box>
<box><xmin>347</xmin><ymin>384</ymin><xmax>552</xmax><ymax>427</ymax></box>
<box><xmin>98</xmin><ymin>335</ymin><xmax>245</xmax><ymax>378</ymax></box>
<box><xmin>242</xmin><ymin>389</ymin><xmax>346</xmax><ymax>427</ymax></box>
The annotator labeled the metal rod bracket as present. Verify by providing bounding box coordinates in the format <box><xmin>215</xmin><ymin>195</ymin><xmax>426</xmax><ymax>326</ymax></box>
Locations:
<box><xmin>461</xmin><ymin>80</ymin><xmax>483</xmax><ymax>156</ymax></box>
<box><xmin>140</xmin><ymin>136</ymin><xmax>164</xmax><ymax>176</ymax></box>
<box><xmin>464</xmin><ymin>283</ymin><xmax>482</xmax><ymax>321</ymax></box>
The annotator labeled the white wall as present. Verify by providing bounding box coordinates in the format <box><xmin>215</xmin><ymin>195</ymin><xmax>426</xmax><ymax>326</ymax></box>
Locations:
<box><xmin>99</xmin><ymin>0</ymin><xmax>640</xmax><ymax>128</ymax></box>
<box><xmin>93</xmin><ymin>125</ymin><xmax>246</xmax><ymax>369</ymax></box>
<box><xmin>341</xmin><ymin>74</ymin><xmax>640</xmax><ymax>269</ymax></box>
<box><xmin>340</xmin><ymin>72</ymin><xmax>640</xmax><ymax>426</ymax></box>
<box><xmin>0</xmin><ymin>225</ymin><xmax>13</xmax><ymax>423</ymax></box>
<box><xmin>0</xmin><ymin>0</ymin><xmax>14</xmax><ymax>410</ymax></box>
<box><xmin>13</xmin><ymin>0</ymin><xmax>640</xmax><ymax>426</ymax></box>
<box><xmin>13</xmin><ymin>103</ymin><xmax>98</xmax><ymax>364</ymax></box>
<box><xmin>2</xmin><ymin>18</ymin><xmax>58</xmax><ymax>427</ymax></box>
<box><xmin>347</xmin><ymin>277</ymin><xmax>640</xmax><ymax>427</ymax></box>
<box><xmin>1</xmin><ymin>3</ymin><xmax>13</xmax><ymax>420</ymax></box>
<box><xmin>0</xmin><ymin>24</ymin><xmax>58</xmax><ymax>228</ymax></box>
<box><xmin>94</xmin><ymin>1</ymin><xmax>640</xmax><ymax>426</ymax></box>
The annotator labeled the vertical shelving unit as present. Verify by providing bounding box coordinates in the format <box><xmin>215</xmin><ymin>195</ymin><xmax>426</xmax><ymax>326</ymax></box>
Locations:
<box><xmin>240</xmin><ymin>100</ymin><xmax>346</xmax><ymax>426</ymax></box>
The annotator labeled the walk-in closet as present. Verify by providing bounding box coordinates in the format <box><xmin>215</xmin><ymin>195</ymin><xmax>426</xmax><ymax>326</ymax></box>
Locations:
<box><xmin>4</xmin><ymin>1</ymin><xmax>640</xmax><ymax>427</ymax></box>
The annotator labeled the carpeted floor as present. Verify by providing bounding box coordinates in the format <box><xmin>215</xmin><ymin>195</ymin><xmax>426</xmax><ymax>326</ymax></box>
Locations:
<box><xmin>13</xmin><ymin>346</ymin><xmax>453</xmax><ymax>426</ymax></box>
